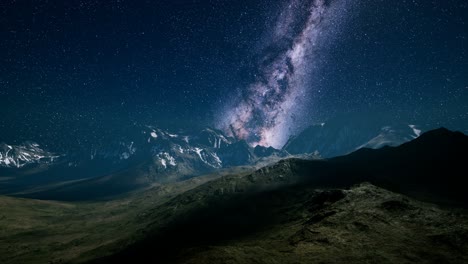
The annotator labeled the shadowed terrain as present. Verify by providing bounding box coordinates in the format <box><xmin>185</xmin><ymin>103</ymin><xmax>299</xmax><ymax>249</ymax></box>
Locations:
<box><xmin>0</xmin><ymin>128</ymin><xmax>467</xmax><ymax>264</ymax></box>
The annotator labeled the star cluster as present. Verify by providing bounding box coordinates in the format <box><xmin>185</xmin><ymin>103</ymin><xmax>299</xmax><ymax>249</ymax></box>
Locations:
<box><xmin>217</xmin><ymin>0</ymin><xmax>354</xmax><ymax>148</ymax></box>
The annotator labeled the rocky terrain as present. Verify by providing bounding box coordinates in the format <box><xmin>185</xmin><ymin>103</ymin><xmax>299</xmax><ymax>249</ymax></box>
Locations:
<box><xmin>149</xmin><ymin>183</ymin><xmax>468</xmax><ymax>264</ymax></box>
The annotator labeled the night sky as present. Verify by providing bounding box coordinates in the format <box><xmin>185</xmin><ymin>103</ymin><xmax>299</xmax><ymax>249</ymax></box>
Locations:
<box><xmin>1</xmin><ymin>0</ymin><xmax>467</xmax><ymax>148</ymax></box>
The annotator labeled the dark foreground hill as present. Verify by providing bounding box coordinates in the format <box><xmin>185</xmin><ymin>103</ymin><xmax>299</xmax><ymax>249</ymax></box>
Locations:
<box><xmin>93</xmin><ymin>183</ymin><xmax>468</xmax><ymax>264</ymax></box>
<box><xmin>309</xmin><ymin>127</ymin><xmax>468</xmax><ymax>205</ymax></box>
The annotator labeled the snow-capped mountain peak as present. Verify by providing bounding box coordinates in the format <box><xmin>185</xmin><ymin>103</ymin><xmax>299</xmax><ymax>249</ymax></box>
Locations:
<box><xmin>0</xmin><ymin>142</ymin><xmax>60</xmax><ymax>168</ymax></box>
<box><xmin>358</xmin><ymin>125</ymin><xmax>422</xmax><ymax>150</ymax></box>
<box><xmin>409</xmin><ymin>125</ymin><xmax>422</xmax><ymax>137</ymax></box>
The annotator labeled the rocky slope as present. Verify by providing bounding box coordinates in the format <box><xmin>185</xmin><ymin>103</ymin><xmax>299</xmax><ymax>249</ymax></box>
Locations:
<box><xmin>85</xmin><ymin>128</ymin><xmax>468</xmax><ymax>264</ymax></box>
<box><xmin>153</xmin><ymin>183</ymin><xmax>468</xmax><ymax>264</ymax></box>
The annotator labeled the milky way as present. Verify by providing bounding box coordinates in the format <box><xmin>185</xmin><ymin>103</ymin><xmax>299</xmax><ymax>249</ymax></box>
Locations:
<box><xmin>217</xmin><ymin>0</ymin><xmax>350</xmax><ymax>148</ymax></box>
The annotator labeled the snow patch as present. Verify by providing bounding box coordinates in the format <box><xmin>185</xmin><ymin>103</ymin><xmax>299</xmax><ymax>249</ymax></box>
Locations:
<box><xmin>192</xmin><ymin>147</ymin><xmax>222</xmax><ymax>168</ymax></box>
<box><xmin>194</xmin><ymin>147</ymin><xmax>204</xmax><ymax>160</ymax></box>
<box><xmin>212</xmin><ymin>153</ymin><xmax>222</xmax><ymax>167</ymax></box>
<box><xmin>409</xmin><ymin>125</ymin><xmax>421</xmax><ymax>137</ymax></box>
<box><xmin>174</xmin><ymin>145</ymin><xmax>184</xmax><ymax>154</ymax></box>
<box><xmin>119</xmin><ymin>141</ymin><xmax>136</xmax><ymax>160</ymax></box>
<box><xmin>167</xmin><ymin>133</ymin><xmax>178</xmax><ymax>138</ymax></box>
<box><xmin>157</xmin><ymin>152</ymin><xmax>177</xmax><ymax>169</ymax></box>
<box><xmin>121</xmin><ymin>152</ymin><xmax>130</xmax><ymax>160</ymax></box>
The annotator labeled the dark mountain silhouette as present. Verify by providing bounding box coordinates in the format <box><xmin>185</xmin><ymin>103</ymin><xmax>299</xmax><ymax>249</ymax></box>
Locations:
<box><xmin>327</xmin><ymin>128</ymin><xmax>468</xmax><ymax>204</ymax></box>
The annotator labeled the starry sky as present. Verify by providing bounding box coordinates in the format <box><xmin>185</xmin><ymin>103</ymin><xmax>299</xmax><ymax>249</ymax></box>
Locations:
<box><xmin>1</xmin><ymin>0</ymin><xmax>467</xmax><ymax>148</ymax></box>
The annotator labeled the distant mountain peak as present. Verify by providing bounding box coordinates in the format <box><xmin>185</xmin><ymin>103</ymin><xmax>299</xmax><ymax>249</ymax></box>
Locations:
<box><xmin>0</xmin><ymin>142</ymin><xmax>60</xmax><ymax>168</ymax></box>
<box><xmin>283</xmin><ymin>120</ymin><xmax>425</xmax><ymax>158</ymax></box>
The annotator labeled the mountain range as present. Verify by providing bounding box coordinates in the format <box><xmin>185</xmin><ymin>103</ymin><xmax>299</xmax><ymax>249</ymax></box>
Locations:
<box><xmin>0</xmin><ymin>119</ymin><xmax>432</xmax><ymax>200</ymax></box>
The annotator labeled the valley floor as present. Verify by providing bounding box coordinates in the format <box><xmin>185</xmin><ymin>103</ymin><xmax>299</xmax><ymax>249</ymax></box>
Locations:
<box><xmin>0</xmin><ymin>173</ymin><xmax>223</xmax><ymax>264</ymax></box>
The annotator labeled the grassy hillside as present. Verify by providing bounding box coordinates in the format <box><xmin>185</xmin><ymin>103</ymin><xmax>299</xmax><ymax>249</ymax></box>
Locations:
<box><xmin>0</xmin><ymin>169</ymin><xmax>247</xmax><ymax>264</ymax></box>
